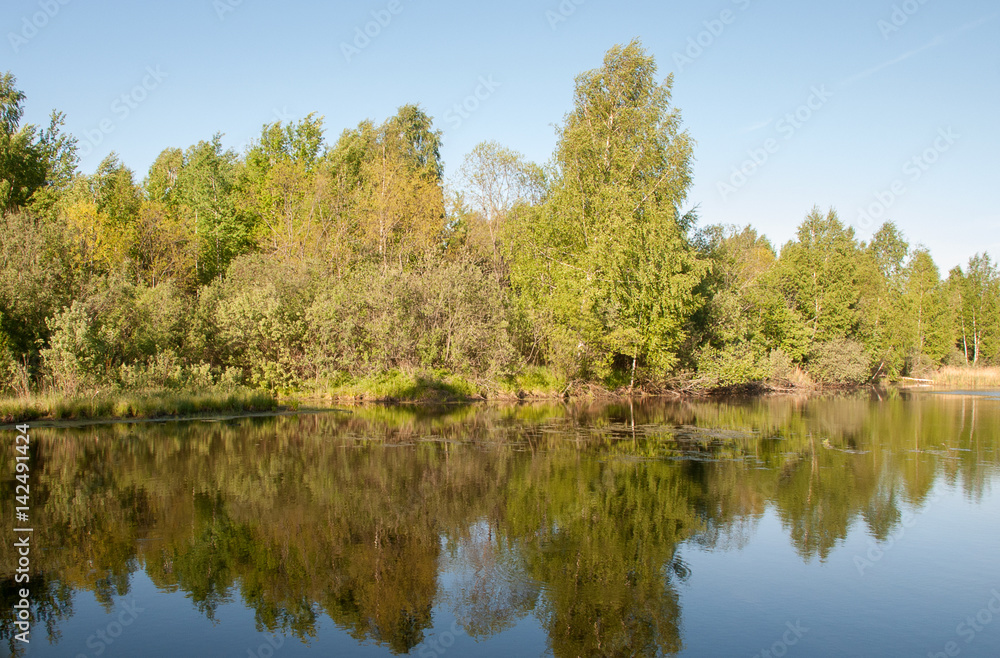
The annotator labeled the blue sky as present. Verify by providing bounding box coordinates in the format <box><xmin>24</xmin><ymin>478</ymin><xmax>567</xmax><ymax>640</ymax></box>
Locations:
<box><xmin>4</xmin><ymin>0</ymin><xmax>998</xmax><ymax>270</ymax></box>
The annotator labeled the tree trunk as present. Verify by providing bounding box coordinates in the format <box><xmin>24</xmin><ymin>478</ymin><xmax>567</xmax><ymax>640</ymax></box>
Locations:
<box><xmin>973</xmin><ymin>312</ymin><xmax>979</xmax><ymax>365</ymax></box>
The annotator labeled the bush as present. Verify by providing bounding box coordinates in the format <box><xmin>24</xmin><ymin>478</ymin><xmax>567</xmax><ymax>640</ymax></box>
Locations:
<box><xmin>807</xmin><ymin>338</ymin><xmax>870</xmax><ymax>386</ymax></box>
<box><xmin>41</xmin><ymin>276</ymin><xmax>192</xmax><ymax>393</ymax></box>
<box><xmin>765</xmin><ymin>348</ymin><xmax>794</xmax><ymax>384</ymax></box>
<box><xmin>190</xmin><ymin>255</ymin><xmax>315</xmax><ymax>390</ymax></box>
<box><xmin>41</xmin><ymin>300</ymin><xmax>100</xmax><ymax>394</ymax></box>
<box><xmin>0</xmin><ymin>327</ymin><xmax>31</xmax><ymax>396</ymax></box>
<box><xmin>945</xmin><ymin>349</ymin><xmax>969</xmax><ymax>368</ymax></box>
<box><xmin>697</xmin><ymin>343</ymin><xmax>770</xmax><ymax>387</ymax></box>
<box><xmin>499</xmin><ymin>366</ymin><xmax>567</xmax><ymax>397</ymax></box>
<box><xmin>116</xmin><ymin>352</ymin><xmax>217</xmax><ymax>391</ymax></box>
<box><xmin>765</xmin><ymin>348</ymin><xmax>814</xmax><ymax>389</ymax></box>
<box><xmin>0</xmin><ymin>212</ymin><xmax>78</xmax><ymax>361</ymax></box>
<box><xmin>305</xmin><ymin>261</ymin><xmax>517</xmax><ymax>381</ymax></box>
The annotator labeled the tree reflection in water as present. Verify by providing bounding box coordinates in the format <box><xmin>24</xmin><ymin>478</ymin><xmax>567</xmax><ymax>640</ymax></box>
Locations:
<box><xmin>1</xmin><ymin>392</ymin><xmax>997</xmax><ymax>655</ymax></box>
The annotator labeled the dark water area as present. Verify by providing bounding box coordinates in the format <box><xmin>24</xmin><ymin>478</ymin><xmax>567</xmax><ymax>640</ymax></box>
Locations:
<box><xmin>2</xmin><ymin>391</ymin><xmax>999</xmax><ymax>657</ymax></box>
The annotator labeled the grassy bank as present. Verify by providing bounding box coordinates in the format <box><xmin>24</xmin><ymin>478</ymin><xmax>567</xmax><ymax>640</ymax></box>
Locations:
<box><xmin>299</xmin><ymin>367</ymin><xmax>821</xmax><ymax>404</ymax></box>
<box><xmin>918</xmin><ymin>366</ymin><xmax>1000</xmax><ymax>389</ymax></box>
<box><xmin>303</xmin><ymin>367</ymin><xmax>572</xmax><ymax>403</ymax></box>
<box><xmin>4</xmin><ymin>365</ymin><xmax>998</xmax><ymax>425</ymax></box>
<box><xmin>0</xmin><ymin>388</ymin><xmax>278</xmax><ymax>424</ymax></box>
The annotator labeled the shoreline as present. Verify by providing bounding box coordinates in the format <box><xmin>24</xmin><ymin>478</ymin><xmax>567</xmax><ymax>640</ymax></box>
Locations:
<box><xmin>3</xmin><ymin>377</ymin><xmax>996</xmax><ymax>427</ymax></box>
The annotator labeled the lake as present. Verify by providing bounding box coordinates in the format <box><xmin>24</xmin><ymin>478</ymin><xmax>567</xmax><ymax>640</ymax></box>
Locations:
<box><xmin>2</xmin><ymin>391</ymin><xmax>1000</xmax><ymax>657</ymax></box>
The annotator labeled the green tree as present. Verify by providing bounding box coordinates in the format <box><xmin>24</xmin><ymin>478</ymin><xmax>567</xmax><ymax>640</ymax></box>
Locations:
<box><xmin>949</xmin><ymin>254</ymin><xmax>999</xmax><ymax>364</ymax></box>
<box><xmin>0</xmin><ymin>211</ymin><xmax>78</xmax><ymax>375</ymax></box>
<box><xmin>0</xmin><ymin>72</ymin><xmax>77</xmax><ymax>215</ymax></box>
<box><xmin>330</xmin><ymin>105</ymin><xmax>446</xmax><ymax>270</ymax></box>
<box><xmin>857</xmin><ymin>222</ymin><xmax>909</xmax><ymax>378</ymax></box>
<box><xmin>239</xmin><ymin>114</ymin><xmax>329</xmax><ymax>262</ymax></box>
<box><xmin>457</xmin><ymin>141</ymin><xmax>546</xmax><ymax>270</ymax></box>
<box><xmin>506</xmin><ymin>39</ymin><xmax>703</xmax><ymax>383</ymax></box>
<box><xmin>174</xmin><ymin>137</ymin><xmax>248</xmax><ymax>281</ymax></box>
<box><xmin>60</xmin><ymin>154</ymin><xmax>144</xmax><ymax>279</ymax></box>
<box><xmin>903</xmin><ymin>248</ymin><xmax>951</xmax><ymax>367</ymax></box>
<box><xmin>779</xmin><ymin>207</ymin><xmax>863</xmax><ymax>346</ymax></box>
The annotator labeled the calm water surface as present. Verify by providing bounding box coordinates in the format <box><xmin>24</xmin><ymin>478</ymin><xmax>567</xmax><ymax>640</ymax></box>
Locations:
<box><xmin>2</xmin><ymin>391</ymin><xmax>999</xmax><ymax>657</ymax></box>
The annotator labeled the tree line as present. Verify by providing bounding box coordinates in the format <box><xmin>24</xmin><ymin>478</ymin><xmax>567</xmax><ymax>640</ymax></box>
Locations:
<box><xmin>1</xmin><ymin>40</ymin><xmax>997</xmax><ymax>398</ymax></box>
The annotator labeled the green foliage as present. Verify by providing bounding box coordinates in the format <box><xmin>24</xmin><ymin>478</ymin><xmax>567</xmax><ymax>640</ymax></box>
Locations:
<box><xmin>305</xmin><ymin>260</ymin><xmax>516</xmax><ymax>380</ymax></box>
<box><xmin>40</xmin><ymin>277</ymin><xmax>190</xmax><ymax>393</ymax></box>
<box><xmin>0</xmin><ymin>72</ymin><xmax>78</xmax><ymax>214</ymax></box>
<box><xmin>191</xmin><ymin>255</ymin><xmax>314</xmax><ymax>390</ymax></box>
<box><xmin>506</xmin><ymin>39</ymin><xmax>703</xmax><ymax>383</ymax></box>
<box><xmin>0</xmin><ymin>388</ymin><xmax>276</xmax><ymax>423</ymax></box>
<box><xmin>948</xmin><ymin>254</ymin><xmax>999</xmax><ymax>365</ymax></box>
<box><xmin>855</xmin><ymin>222</ymin><xmax>910</xmax><ymax>377</ymax></box>
<box><xmin>807</xmin><ymin>338</ymin><xmax>871</xmax><ymax>385</ymax></box>
<box><xmin>778</xmin><ymin>207</ymin><xmax>862</xmax><ymax>345</ymax></box>
<box><xmin>456</xmin><ymin>141</ymin><xmax>547</xmax><ymax>268</ymax></box>
<box><xmin>697</xmin><ymin>343</ymin><xmax>771</xmax><ymax>387</ymax></box>
<box><xmin>0</xmin><ymin>211</ymin><xmax>78</xmax><ymax>364</ymax></box>
<box><xmin>328</xmin><ymin>105</ymin><xmax>447</xmax><ymax>268</ymax></box>
<box><xmin>0</xmin><ymin>318</ymin><xmax>30</xmax><ymax>396</ymax></box>
<box><xmin>903</xmin><ymin>248</ymin><xmax>952</xmax><ymax>366</ymax></box>
<box><xmin>498</xmin><ymin>366</ymin><xmax>567</xmax><ymax>397</ymax></box>
<box><xmin>692</xmin><ymin>224</ymin><xmax>811</xmax><ymax>363</ymax></box>
<box><xmin>764</xmin><ymin>348</ymin><xmax>801</xmax><ymax>387</ymax></box>
<box><xmin>176</xmin><ymin>136</ymin><xmax>248</xmax><ymax>282</ymax></box>
<box><xmin>41</xmin><ymin>300</ymin><xmax>100</xmax><ymax>394</ymax></box>
<box><xmin>1</xmin><ymin>54</ymin><xmax>998</xmax><ymax>403</ymax></box>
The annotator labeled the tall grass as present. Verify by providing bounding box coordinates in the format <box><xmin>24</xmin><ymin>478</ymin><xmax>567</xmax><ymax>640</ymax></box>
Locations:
<box><xmin>926</xmin><ymin>366</ymin><xmax>1000</xmax><ymax>389</ymax></box>
<box><xmin>312</xmin><ymin>369</ymin><xmax>482</xmax><ymax>403</ymax></box>
<box><xmin>496</xmin><ymin>366</ymin><xmax>569</xmax><ymax>398</ymax></box>
<box><xmin>0</xmin><ymin>388</ymin><xmax>278</xmax><ymax>424</ymax></box>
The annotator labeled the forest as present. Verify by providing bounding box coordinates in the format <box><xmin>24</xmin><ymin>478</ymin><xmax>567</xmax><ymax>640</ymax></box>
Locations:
<box><xmin>1</xmin><ymin>40</ymin><xmax>998</xmax><ymax>409</ymax></box>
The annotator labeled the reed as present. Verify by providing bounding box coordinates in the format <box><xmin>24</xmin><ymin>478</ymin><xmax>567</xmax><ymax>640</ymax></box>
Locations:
<box><xmin>0</xmin><ymin>388</ymin><xmax>278</xmax><ymax>424</ymax></box>
<box><xmin>918</xmin><ymin>366</ymin><xmax>1000</xmax><ymax>389</ymax></box>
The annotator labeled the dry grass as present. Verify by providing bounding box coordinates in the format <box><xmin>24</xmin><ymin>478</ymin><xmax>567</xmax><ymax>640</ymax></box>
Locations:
<box><xmin>0</xmin><ymin>388</ymin><xmax>278</xmax><ymax>424</ymax></box>
<box><xmin>783</xmin><ymin>366</ymin><xmax>817</xmax><ymax>390</ymax></box>
<box><xmin>920</xmin><ymin>366</ymin><xmax>1000</xmax><ymax>389</ymax></box>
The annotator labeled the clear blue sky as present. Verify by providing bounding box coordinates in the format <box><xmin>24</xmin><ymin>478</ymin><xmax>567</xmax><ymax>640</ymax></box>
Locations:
<box><xmin>4</xmin><ymin>0</ymin><xmax>998</xmax><ymax>270</ymax></box>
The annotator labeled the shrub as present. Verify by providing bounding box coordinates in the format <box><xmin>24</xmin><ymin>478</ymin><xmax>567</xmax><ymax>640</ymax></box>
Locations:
<box><xmin>41</xmin><ymin>300</ymin><xmax>100</xmax><ymax>394</ymax></box>
<box><xmin>765</xmin><ymin>348</ymin><xmax>814</xmax><ymax>389</ymax></box>
<box><xmin>0</xmin><ymin>330</ymin><xmax>31</xmax><ymax>396</ymax></box>
<box><xmin>40</xmin><ymin>276</ymin><xmax>192</xmax><ymax>393</ymax></box>
<box><xmin>697</xmin><ymin>343</ymin><xmax>770</xmax><ymax>387</ymax></box>
<box><xmin>305</xmin><ymin>261</ymin><xmax>517</xmax><ymax>380</ymax></box>
<box><xmin>807</xmin><ymin>338</ymin><xmax>870</xmax><ymax>385</ymax></box>
<box><xmin>190</xmin><ymin>254</ymin><xmax>315</xmax><ymax>390</ymax></box>
<box><xmin>765</xmin><ymin>348</ymin><xmax>794</xmax><ymax>384</ymax></box>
